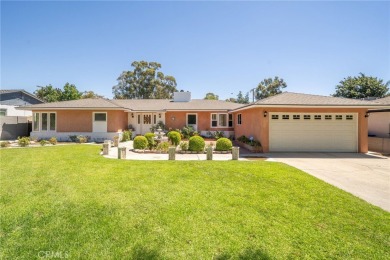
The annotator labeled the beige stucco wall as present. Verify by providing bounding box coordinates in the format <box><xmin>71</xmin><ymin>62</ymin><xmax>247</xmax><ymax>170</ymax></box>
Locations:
<box><xmin>368</xmin><ymin>112</ymin><xmax>390</xmax><ymax>138</ymax></box>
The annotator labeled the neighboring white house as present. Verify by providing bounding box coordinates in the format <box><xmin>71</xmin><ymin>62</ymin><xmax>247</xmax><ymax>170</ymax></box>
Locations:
<box><xmin>368</xmin><ymin>96</ymin><xmax>390</xmax><ymax>138</ymax></box>
<box><xmin>0</xmin><ymin>89</ymin><xmax>44</xmax><ymax>140</ymax></box>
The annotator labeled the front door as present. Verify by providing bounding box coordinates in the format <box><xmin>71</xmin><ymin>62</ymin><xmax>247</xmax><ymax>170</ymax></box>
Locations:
<box><xmin>141</xmin><ymin>113</ymin><xmax>153</xmax><ymax>134</ymax></box>
<box><xmin>93</xmin><ymin>112</ymin><xmax>107</xmax><ymax>132</ymax></box>
<box><xmin>187</xmin><ymin>114</ymin><xmax>197</xmax><ymax>131</ymax></box>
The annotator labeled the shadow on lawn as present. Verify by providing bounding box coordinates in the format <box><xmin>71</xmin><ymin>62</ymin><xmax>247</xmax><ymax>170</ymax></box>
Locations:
<box><xmin>215</xmin><ymin>248</ymin><xmax>271</xmax><ymax>260</ymax></box>
<box><xmin>131</xmin><ymin>245</ymin><xmax>161</xmax><ymax>260</ymax></box>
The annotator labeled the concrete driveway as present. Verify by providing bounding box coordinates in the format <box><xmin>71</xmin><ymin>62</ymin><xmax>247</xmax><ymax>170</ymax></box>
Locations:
<box><xmin>265</xmin><ymin>153</ymin><xmax>390</xmax><ymax>212</ymax></box>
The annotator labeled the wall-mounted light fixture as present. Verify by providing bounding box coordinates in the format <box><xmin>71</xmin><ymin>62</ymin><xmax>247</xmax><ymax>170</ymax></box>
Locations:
<box><xmin>365</xmin><ymin>112</ymin><xmax>370</xmax><ymax>118</ymax></box>
<box><xmin>171</xmin><ymin>116</ymin><xmax>175</xmax><ymax>121</ymax></box>
<box><xmin>264</xmin><ymin>111</ymin><xmax>268</xmax><ymax>118</ymax></box>
<box><xmin>159</xmin><ymin>113</ymin><xmax>161</xmax><ymax>118</ymax></box>
<box><xmin>131</xmin><ymin>113</ymin><xmax>134</xmax><ymax>118</ymax></box>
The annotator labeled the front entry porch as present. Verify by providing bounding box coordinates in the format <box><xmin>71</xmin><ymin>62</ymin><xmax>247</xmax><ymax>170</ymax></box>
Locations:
<box><xmin>127</xmin><ymin>112</ymin><xmax>166</xmax><ymax>135</ymax></box>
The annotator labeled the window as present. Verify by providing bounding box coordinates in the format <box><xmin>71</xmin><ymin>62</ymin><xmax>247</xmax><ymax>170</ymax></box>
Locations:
<box><xmin>0</xmin><ymin>109</ymin><xmax>7</xmax><ymax>116</ymax></box>
<box><xmin>94</xmin><ymin>113</ymin><xmax>106</xmax><ymax>121</ymax></box>
<box><xmin>33</xmin><ymin>113</ymin><xmax>39</xmax><ymax>131</ymax></box>
<box><xmin>219</xmin><ymin>114</ymin><xmax>227</xmax><ymax>127</ymax></box>
<box><xmin>143</xmin><ymin>115</ymin><xmax>151</xmax><ymax>124</ymax></box>
<box><xmin>33</xmin><ymin>112</ymin><xmax>56</xmax><ymax>131</ymax></box>
<box><xmin>237</xmin><ymin>114</ymin><xmax>242</xmax><ymax>125</ymax></box>
<box><xmin>304</xmin><ymin>115</ymin><xmax>311</xmax><ymax>120</ymax></box>
<box><xmin>228</xmin><ymin>114</ymin><xmax>233</xmax><ymax>127</ymax></box>
<box><xmin>271</xmin><ymin>115</ymin><xmax>279</xmax><ymax>120</ymax></box>
<box><xmin>211</xmin><ymin>113</ymin><xmax>229</xmax><ymax>127</ymax></box>
<box><xmin>50</xmin><ymin>113</ymin><xmax>56</xmax><ymax>131</ymax></box>
<box><xmin>346</xmin><ymin>115</ymin><xmax>353</xmax><ymax>120</ymax></box>
<box><xmin>211</xmin><ymin>114</ymin><xmax>217</xmax><ymax>127</ymax></box>
<box><xmin>138</xmin><ymin>115</ymin><xmax>141</xmax><ymax>124</ymax></box>
<box><xmin>153</xmin><ymin>115</ymin><xmax>157</xmax><ymax>124</ymax></box>
<box><xmin>336</xmin><ymin>115</ymin><xmax>342</xmax><ymax>120</ymax></box>
<box><xmin>282</xmin><ymin>115</ymin><xmax>289</xmax><ymax>120</ymax></box>
<box><xmin>314</xmin><ymin>115</ymin><xmax>321</xmax><ymax>120</ymax></box>
<box><xmin>42</xmin><ymin>113</ymin><xmax>48</xmax><ymax>131</ymax></box>
<box><xmin>325</xmin><ymin>115</ymin><xmax>332</xmax><ymax>120</ymax></box>
<box><xmin>293</xmin><ymin>115</ymin><xmax>300</xmax><ymax>120</ymax></box>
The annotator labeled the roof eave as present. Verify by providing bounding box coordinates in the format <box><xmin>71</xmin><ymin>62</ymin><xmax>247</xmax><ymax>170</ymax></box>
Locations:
<box><xmin>231</xmin><ymin>104</ymin><xmax>390</xmax><ymax>112</ymax></box>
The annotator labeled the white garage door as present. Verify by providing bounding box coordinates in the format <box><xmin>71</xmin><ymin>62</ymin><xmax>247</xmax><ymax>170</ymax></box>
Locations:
<box><xmin>269</xmin><ymin>113</ymin><xmax>358</xmax><ymax>152</ymax></box>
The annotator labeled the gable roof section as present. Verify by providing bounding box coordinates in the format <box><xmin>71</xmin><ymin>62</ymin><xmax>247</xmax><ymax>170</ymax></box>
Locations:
<box><xmin>17</xmin><ymin>98</ymin><xmax>120</xmax><ymax>110</ymax></box>
<box><xmin>233</xmin><ymin>92</ymin><xmax>388</xmax><ymax>111</ymax></box>
<box><xmin>17</xmin><ymin>98</ymin><xmax>243</xmax><ymax>111</ymax></box>
<box><xmin>112</xmin><ymin>99</ymin><xmax>242</xmax><ymax>111</ymax></box>
<box><xmin>372</xmin><ymin>96</ymin><xmax>390</xmax><ymax>105</ymax></box>
<box><xmin>0</xmin><ymin>89</ymin><xmax>44</xmax><ymax>104</ymax></box>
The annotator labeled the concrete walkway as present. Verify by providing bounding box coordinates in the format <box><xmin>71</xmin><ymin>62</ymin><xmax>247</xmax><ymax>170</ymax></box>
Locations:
<box><xmin>265</xmin><ymin>152</ymin><xmax>390</xmax><ymax>212</ymax></box>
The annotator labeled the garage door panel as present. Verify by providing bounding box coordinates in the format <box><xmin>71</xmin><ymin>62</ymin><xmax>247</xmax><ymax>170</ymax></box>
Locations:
<box><xmin>269</xmin><ymin>113</ymin><xmax>357</xmax><ymax>152</ymax></box>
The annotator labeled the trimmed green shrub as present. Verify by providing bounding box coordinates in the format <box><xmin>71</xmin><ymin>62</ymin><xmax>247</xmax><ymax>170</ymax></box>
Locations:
<box><xmin>156</xmin><ymin>141</ymin><xmax>170</xmax><ymax>153</ymax></box>
<box><xmin>133</xmin><ymin>136</ymin><xmax>148</xmax><ymax>150</ymax></box>
<box><xmin>144</xmin><ymin>132</ymin><xmax>156</xmax><ymax>150</ymax></box>
<box><xmin>216</xmin><ymin>137</ymin><xmax>232</xmax><ymax>151</ymax></box>
<box><xmin>179</xmin><ymin>141</ymin><xmax>189</xmax><ymax>151</ymax></box>
<box><xmin>40</xmin><ymin>140</ymin><xmax>49</xmax><ymax>146</ymax></box>
<box><xmin>49</xmin><ymin>137</ymin><xmax>57</xmax><ymax>145</ymax></box>
<box><xmin>69</xmin><ymin>135</ymin><xmax>78</xmax><ymax>142</ymax></box>
<box><xmin>121</xmin><ymin>130</ymin><xmax>132</xmax><ymax>142</ymax></box>
<box><xmin>188</xmin><ymin>136</ymin><xmax>205</xmax><ymax>152</ymax></box>
<box><xmin>18</xmin><ymin>136</ymin><xmax>30</xmax><ymax>147</ymax></box>
<box><xmin>0</xmin><ymin>141</ymin><xmax>11</xmax><ymax>148</ymax></box>
<box><xmin>168</xmin><ymin>131</ymin><xmax>181</xmax><ymax>146</ymax></box>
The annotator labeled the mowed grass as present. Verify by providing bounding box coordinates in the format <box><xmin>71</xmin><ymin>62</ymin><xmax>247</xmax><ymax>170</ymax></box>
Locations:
<box><xmin>0</xmin><ymin>145</ymin><xmax>389</xmax><ymax>259</ymax></box>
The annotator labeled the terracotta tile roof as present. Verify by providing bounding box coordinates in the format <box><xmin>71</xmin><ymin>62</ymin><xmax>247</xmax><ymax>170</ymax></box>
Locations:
<box><xmin>252</xmin><ymin>92</ymin><xmax>384</xmax><ymax>106</ymax></box>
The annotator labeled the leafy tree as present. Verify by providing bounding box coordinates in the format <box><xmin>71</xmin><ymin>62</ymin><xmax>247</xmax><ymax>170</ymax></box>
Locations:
<box><xmin>204</xmin><ymin>92</ymin><xmax>219</xmax><ymax>100</ymax></box>
<box><xmin>236</xmin><ymin>91</ymin><xmax>250</xmax><ymax>104</ymax></box>
<box><xmin>82</xmin><ymin>91</ymin><xmax>104</xmax><ymax>99</ymax></box>
<box><xmin>112</xmin><ymin>61</ymin><xmax>178</xmax><ymax>99</ymax></box>
<box><xmin>255</xmin><ymin>76</ymin><xmax>287</xmax><ymax>100</ymax></box>
<box><xmin>225</xmin><ymin>98</ymin><xmax>237</xmax><ymax>103</ymax></box>
<box><xmin>34</xmin><ymin>85</ymin><xmax>62</xmax><ymax>102</ymax></box>
<box><xmin>61</xmin><ymin>83</ymin><xmax>82</xmax><ymax>101</ymax></box>
<box><xmin>333</xmin><ymin>73</ymin><xmax>389</xmax><ymax>99</ymax></box>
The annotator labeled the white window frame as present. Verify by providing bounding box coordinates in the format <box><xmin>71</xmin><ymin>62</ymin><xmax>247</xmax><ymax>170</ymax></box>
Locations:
<box><xmin>93</xmin><ymin>112</ymin><xmax>107</xmax><ymax>122</ymax></box>
<box><xmin>211</xmin><ymin>113</ymin><xmax>230</xmax><ymax>128</ymax></box>
<box><xmin>0</xmin><ymin>108</ymin><xmax>7</xmax><ymax>116</ymax></box>
<box><xmin>32</xmin><ymin>112</ymin><xmax>57</xmax><ymax>132</ymax></box>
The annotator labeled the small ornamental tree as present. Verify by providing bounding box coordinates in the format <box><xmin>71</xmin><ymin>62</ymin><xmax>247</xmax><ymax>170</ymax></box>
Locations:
<box><xmin>133</xmin><ymin>136</ymin><xmax>148</xmax><ymax>150</ymax></box>
<box><xmin>144</xmin><ymin>133</ymin><xmax>156</xmax><ymax>150</ymax></box>
<box><xmin>168</xmin><ymin>131</ymin><xmax>181</xmax><ymax>146</ymax></box>
<box><xmin>188</xmin><ymin>136</ymin><xmax>205</xmax><ymax>152</ymax></box>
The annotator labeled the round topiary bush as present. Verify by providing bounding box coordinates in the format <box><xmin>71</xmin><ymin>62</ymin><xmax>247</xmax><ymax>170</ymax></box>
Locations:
<box><xmin>188</xmin><ymin>136</ymin><xmax>205</xmax><ymax>152</ymax></box>
<box><xmin>133</xmin><ymin>136</ymin><xmax>148</xmax><ymax>150</ymax></box>
<box><xmin>168</xmin><ymin>131</ymin><xmax>181</xmax><ymax>146</ymax></box>
<box><xmin>216</xmin><ymin>137</ymin><xmax>232</xmax><ymax>151</ymax></box>
<box><xmin>144</xmin><ymin>132</ymin><xmax>156</xmax><ymax>150</ymax></box>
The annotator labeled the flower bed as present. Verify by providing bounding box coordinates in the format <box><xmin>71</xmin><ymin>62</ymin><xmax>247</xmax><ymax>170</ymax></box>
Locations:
<box><xmin>236</xmin><ymin>135</ymin><xmax>262</xmax><ymax>153</ymax></box>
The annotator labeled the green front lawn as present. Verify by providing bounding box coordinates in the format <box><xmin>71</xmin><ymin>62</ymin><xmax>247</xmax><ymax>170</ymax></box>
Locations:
<box><xmin>0</xmin><ymin>145</ymin><xmax>389</xmax><ymax>259</ymax></box>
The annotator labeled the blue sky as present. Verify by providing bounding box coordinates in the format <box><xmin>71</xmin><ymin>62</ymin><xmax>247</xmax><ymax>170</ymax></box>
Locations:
<box><xmin>1</xmin><ymin>1</ymin><xmax>389</xmax><ymax>100</ymax></box>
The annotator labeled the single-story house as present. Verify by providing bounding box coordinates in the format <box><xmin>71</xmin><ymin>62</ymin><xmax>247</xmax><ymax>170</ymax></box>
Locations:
<box><xmin>18</xmin><ymin>92</ymin><xmax>389</xmax><ymax>152</ymax></box>
<box><xmin>368</xmin><ymin>96</ymin><xmax>390</xmax><ymax>138</ymax></box>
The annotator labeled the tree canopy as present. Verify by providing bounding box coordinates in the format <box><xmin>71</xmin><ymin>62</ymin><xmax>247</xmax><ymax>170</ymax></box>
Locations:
<box><xmin>34</xmin><ymin>83</ymin><xmax>101</xmax><ymax>102</ymax></box>
<box><xmin>204</xmin><ymin>92</ymin><xmax>219</xmax><ymax>100</ymax></box>
<box><xmin>112</xmin><ymin>61</ymin><xmax>178</xmax><ymax>99</ymax></box>
<box><xmin>236</xmin><ymin>91</ymin><xmax>250</xmax><ymax>104</ymax></box>
<box><xmin>333</xmin><ymin>73</ymin><xmax>389</xmax><ymax>99</ymax></box>
<box><xmin>255</xmin><ymin>76</ymin><xmax>287</xmax><ymax>100</ymax></box>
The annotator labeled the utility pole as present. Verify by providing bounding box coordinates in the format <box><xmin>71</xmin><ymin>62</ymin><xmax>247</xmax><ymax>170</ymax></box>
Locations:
<box><xmin>251</xmin><ymin>88</ymin><xmax>256</xmax><ymax>103</ymax></box>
